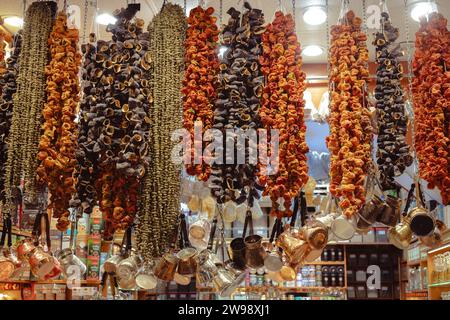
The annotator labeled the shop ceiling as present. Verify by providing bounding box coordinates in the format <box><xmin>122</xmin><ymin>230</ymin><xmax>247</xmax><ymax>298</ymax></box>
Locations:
<box><xmin>1</xmin><ymin>0</ymin><xmax>449</xmax><ymax>64</ymax></box>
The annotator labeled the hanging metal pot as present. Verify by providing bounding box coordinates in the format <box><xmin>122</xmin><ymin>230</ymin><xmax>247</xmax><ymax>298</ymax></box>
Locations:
<box><xmin>301</xmin><ymin>221</ymin><xmax>329</xmax><ymax>250</ymax></box>
<box><xmin>29</xmin><ymin>247</ymin><xmax>61</xmax><ymax>280</ymax></box>
<box><xmin>154</xmin><ymin>253</ymin><xmax>179</xmax><ymax>282</ymax></box>
<box><xmin>103</xmin><ymin>254</ymin><xmax>125</xmax><ymax>275</ymax></box>
<box><xmin>117</xmin><ymin>255</ymin><xmax>142</xmax><ymax>281</ymax></box>
<box><xmin>330</xmin><ymin>214</ymin><xmax>356</xmax><ymax>240</ymax></box>
<box><xmin>276</xmin><ymin>230</ymin><xmax>309</xmax><ymax>266</ymax></box>
<box><xmin>0</xmin><ymin>254</ymin><xmax>16</xmax><ymax>281</ymax></box>
<box><xmin>419</xmin><ymin>220</ymin><xmax>446</xmax><ymax>248</ymax></box>
<box><xmin>176</xmin><ymin>248</ymin><xmax>198</xmax><ymax>276</ymax></box>
<box><xmin>189</xmin><ymin>219</ymin><xmax>211</xmax><ymax>241</ymax></box>
<box><xmin>378</xmin><ymin>195</ymin><xmax>400</xmax><ymax>227</ymax></box>
<box><xmin>222</xmin><ymin>201</ymin><xmax>237</xmax><ymax>223</ymax></box>
<box><xmin>135</xmin><ymin>264</ymin><xmax>158</xmax><ymax>290</ymax></box>
<box><xmin>212</xmin><ymin>262</ymin><xmax>246</xmax><ymax>297</ymax></box>
<box><xmin>388</xmin><ymin>217</ymin><xmax>412</xmax><ymax>250</ymax></box>
<box><xmin>279</xmin><ymin>264</ymin><xmax>297</xmax><ymax>282</ymax></box>
<box><xmin>408</xmin><ymin>207</ymin><xmax>435</xmax><ymax>237</ymax></box>
<box><xmin>56</xmin><ymin>248</ymin><xmax>87</xmax><ymax>277</ymax></box>
<box><xmin>229</xmin><ymin>237</ymin><xmax>246</xmax><ymax>270</ymax></box>
<box><xmin>244</xmin><ymin>235</ymin><xmax>266</xmax><ymax>269</ymax></box>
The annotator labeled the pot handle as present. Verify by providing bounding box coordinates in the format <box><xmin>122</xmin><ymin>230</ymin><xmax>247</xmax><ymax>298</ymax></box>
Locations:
<box><xmin>402</xmin><ymin>183</ymin><xmax>415</xmax><ymax>217</ymax></box>
<box><xmin>119</xmin><ymin>226</ymin><xmax>132</xmax><ymax>255</ymax></box>
<box><xmin>207</xmin><ymin>216</ymin><xmax>218</xmax><ymax>250</ymax></box>
<box><xmin>32</xmin><ymin>210</ymin><xmax>51</xmax><ymax>250</ymax></box>
<box><xmin>242</xmin><ymin>210</ymin><xmax>254</xmax><ymax>238</ymax></box>
<box><xmin>269</xmin><ymin>218</ymin><xmax>281</xmax><ymax>243</ymax></box>
<box><xmin>0</xmin><ymin>215</ymin><xmax>12</xmax><ymax>249</ymax></box>
<box><xmin>290</xmin><ymin>194</ymin><xmax>300</xmax><ymax>227</ymax></box>
<box><xmin>298</xmin><ymin>191</ymin><xmax>307</xmax><ymax>227</ymax></box>
<box><xmin>179</xmin><ymin>213</ymin><xmax>190</xmax><ymax>249</ymax></box>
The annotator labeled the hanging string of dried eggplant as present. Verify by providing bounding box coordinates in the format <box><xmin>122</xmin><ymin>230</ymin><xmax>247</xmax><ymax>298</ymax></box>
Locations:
<box><xmin>209</xmin><ymin>2</ymin><xmax>265</xmax><ymax>208</ymax></box>
<box><xmin>412</xmin><ymin>12</ymin><xmax>450</xmax><ymax>205</ymax></box>
<box><xmin>4</xmin><ymin>1</ymin><xmax>56</xmax><ymax>210</ymax></box>
<box><xmin>0</xmin><ymin>31</ymin><xmax>22</xmax><ymax>204</ymax></box>
<box><xmin>136</xmin><ymin>3</ymin><xmax>186</xmax><ymax>260</ymax></box>
<box><xmin>74</xmin><ymin>32</ymin><xmax>100</xmax><ymax>215</ymax></box>
<box><xmin>36</xmin><ymin>12</ymin><xmax>81</xmax><ymax>231</ymax></box>
<box><xmin>327</xmin><ymin>10</ymin><xmax>372</xmax><ymax>217</ymax></box>
<box><xmin>182</xmin><ymin>5</ymin><xmax>220</xmax><ymax>182</ymax></box>
<box><xmin>90</xmin><ymin>6</ymin><xmax>151</xmax><ymax>240</ymax></box>
<box><xmin>374</xmin><ymin>11</ymin><xmax>412</xmax><ymax>191</ymax></box>
<box><xmin>258</xmin><ymin>11</ymin><xmax>309</xmax><ymax>218</ymax></box>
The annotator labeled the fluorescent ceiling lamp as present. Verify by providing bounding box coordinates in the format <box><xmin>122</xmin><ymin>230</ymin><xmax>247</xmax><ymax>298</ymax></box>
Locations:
<box><xmin>303</xmin><ymin>45</ymin><xmax>324</xmax><ymax>57</ymax></box>
<box><xmin>96</xmin><ymin>13</ymin><xmax>117</xmax><ymax>26</ymax></box>
<box><xmin>4</xmin><ymin>16</ymin><xmax>23</xmax><ymax>27</ymax></box>
<box><xmin>410</xmin><ymin>2</ymin><xmax>437</xmax><ymax>22</ymax></box>
<box><xmin>303</xmin><ymin>6</ymin><xmax>327</xmax><ymax>26</ymax></box>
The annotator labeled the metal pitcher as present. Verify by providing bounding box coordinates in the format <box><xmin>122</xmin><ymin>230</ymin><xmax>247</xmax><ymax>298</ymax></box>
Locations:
<box><xmin>29</xmin><ymin>247</ymin><xmax>61</xmax><ymax>280</ymax></box>
<box><xmin>378</xmin><ymin>195</ymin><xmax>400</xmax><ymax>227</ymax></box>
<box><xmin>117</xmin><ymin>255</ymin><xmax>142</xmax><ymax>281</ymax></box>
<box><xmin>244</xmin><ymin>235</ymin><xmax>266</xmax><ymax>269</ymax></box>
<box><xmin>276</xmin><ymin>230</ymin><xmax>309</xmax><ymax>266</ymax></box>
<box><xmin>103</xmin><ymin>254</ymin><xmax>125</xmax><ymax>275</ymax></box>
<box><xmin>330</xmin><ymin>214</ymin><xmax>356</xmax><ymax>240</ymax></box>
<box><xmin>135</xmin><ymin>264</ymin><xmax>158</xmax><ymax>290</ymax></box>
<box><xmin>388</xmin><ymin>218</ymin><xmax>412</xmax><ymax>249</ymax></box>
<box><xmin>419</xmin><ymin>220</ymin><xmax>446</xmax><ymax>248</ymax></box>
<box><xmin>230</xmin><ymin>237</ymin><xmax>246</xmax><ymax>270</ymax></box>
<box><xmin>16</xmin><ymin>239</ymin><xmax>36</xmax><ymax>262</ymax></box>
<box><xmin>408</xmin><ymin>207</ymin><xmax>435</xmax><ymax>237</ymax></box>
<box><xmin>176</xmin><ymin>248</ymin><xmax>198</xmax><ymax>276</ymax></box>
<box><xmin>154</xmin><ymin>253</ymin><xmax>179</xmax><ymax>282</ymax></box>
<box><xmin>212</xmin><ymin>263</ymin><xmax>245</xmax><ymax>297</ymax></box>
<box><xmin>302</xmin><ymin>221</ymin><xmax>328</xmax><ymax>250</ymax></box>
<box><xmin>56</xmin><ymin>248</ymin><xmax>87</xmax><ymax>277</ymax></box>
<box><xmin>189</xmin><ymin>219</ymin><xmax>211</xmax><ymax>240</ymax></box>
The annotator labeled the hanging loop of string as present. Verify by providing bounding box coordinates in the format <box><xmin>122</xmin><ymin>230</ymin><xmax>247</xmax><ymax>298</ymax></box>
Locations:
<box><xmin>292</xmin><ymin>0</ymin><xmax>296</xmax><ymax>23</ymax></box>
<box><xmin>219</xmin><ymin>0</ymin><xmax>223</xmax><ymax>25</ymax></box>
<box><xmin>82</xmin><ymin>0</ymin><xmax>88</xmax><ymax>43</ymax></box>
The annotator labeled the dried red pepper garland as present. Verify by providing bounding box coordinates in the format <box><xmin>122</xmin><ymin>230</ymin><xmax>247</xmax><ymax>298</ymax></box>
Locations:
<box><xmin>412</xmin><ymin>12</ymin><xmax>450</xmax><ymax>205</ymax></box>
<box><xmin>258</xmin><ymin>11</ymin><xmax>309</xmax><ymax>218</ymax></box>
<box><xmin>327</xmin><ymin>11</ymin><xmax>372</xmax><ymax>218</ymax></box>
<box><xmin>182</xmin><ymin>6</ymin><xmax>219</xmax><ymax>182</ymax></box>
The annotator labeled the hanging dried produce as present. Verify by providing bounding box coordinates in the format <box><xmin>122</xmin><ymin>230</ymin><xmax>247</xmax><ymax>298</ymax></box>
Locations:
<box><xmin>0</xmin><ymin>31</ymin><xmax>22</xmax><ymax>204</ymax></box>
<box><xmin>374</xmin><ymin>11</ymin><xmax>412</xmax><ymax>191</ymax></box>
<box><xmin>36</xmin><ymin>12</ymin><xmax>81</xmax><ymax>231</ymax></box>
<box><xmin>182</xmin><ymin>5</ymin><xmax>219</xmax><ymax>182</ymax></box>
<box><xmin>86</xmin><ymin>6</ymin><xmax>152</xmax><ymax>240</ymax></box>
<box><xmin>412</xmin><ymin>12</ymin><xmax>450</xmax><ymax>205</ymax></box>
<box><xmin>209</xmin><ymin>2</ymin><xmax>265</xmax><ymax>207</ymax></box>
<box><xmin>326</xmin><ymin>10</ymin><xmax>372</xmax><ymax>217</ymax></box>
<box><xmin>4</xmin><ymin>1</ymin><xmax>56</xmax><ymax>210</ymax></box>
<box><xmin>74</xmin><ymin>33</ymin><xmax>100</xmax><ymax>215</ymax></box>
<box><xmin>258</xmin><ymin>11</ymin><xmax>308</xmax><ymax>218</ymax></box>
<box><xmin>136</xmin><ymin>3</ymin><xmax>186</xmax><ymax>260</ymax></box>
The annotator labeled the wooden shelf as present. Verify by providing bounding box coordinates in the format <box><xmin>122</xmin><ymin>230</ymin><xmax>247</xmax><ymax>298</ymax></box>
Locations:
<box><xmin>0</xmin><ymin>279</ymin><xmax>101</xmax><ymax>286</ymax></box>
<box><xmin>236</xmin><ymin>286</ymin><xmax>347</xmax><ymax>292</ymax></box>
<box><xmin>0</xmin><ymin>224</ymin><xmax>32</xmax><ymax>238</ymax></box>
<box><xmin>304</xmin><ymin>261</ymin><xmax>345</xmax><ymax>265</ymax></box>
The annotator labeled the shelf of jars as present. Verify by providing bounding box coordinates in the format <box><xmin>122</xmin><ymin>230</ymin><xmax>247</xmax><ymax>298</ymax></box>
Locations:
<box><xmin>427</xmin><ymin>242</ymin><xmax>450</xmax><ymax>300</ymax></box>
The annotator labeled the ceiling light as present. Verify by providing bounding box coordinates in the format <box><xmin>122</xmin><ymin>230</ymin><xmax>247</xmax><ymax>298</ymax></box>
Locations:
<box><xmin>410</xmin><ymin>2</ymin><xmax>437</xmax><ymax>22</ymax></box>
<box><xmin>303</xmin><ymin>45</ymin><xmax>324</xmax><ymax>57</ymax></box>
<box><xmin>303</xmin><ymin>6</ymin><xmax>327</xmax><ymax>26</ymax></box>
<box><xmin>95</xmin><ymin>13</ymin><xmax>117</xmax><ymax>26</ymax></box>
<box><xmin>3</xmin><ymin>16</ymin><xmax>24</xmax><ymax>28</ymax></box>
<box><xmin>218</xmin><ymin>46</ymin><xmax>228</xmax><ymax>58</ymax></box>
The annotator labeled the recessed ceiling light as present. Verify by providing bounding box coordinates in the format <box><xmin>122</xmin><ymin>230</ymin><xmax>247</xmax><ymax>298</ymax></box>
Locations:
<box><xmin>410</xmin><ymin>2</ymin><xmax>437</xmax><ymax>22</ymax></box>
<box><xmin>95</xmin><ymin>13</ymin><xmax>117</xmax><ymax>26</ymax></box>
<box><xmin>303</xmin><ymin>6</ymin><xmax>327</xmax><ymax>26</ymax></box>
<box><xmin>303</xmin><ymin>45</ymin><xmax>324</xmax><ymax>57</ymax></box>
<box><xmin>4</xmin><ymin>16</ymin><xmax>24</xmax><ymax>28</ymax></box>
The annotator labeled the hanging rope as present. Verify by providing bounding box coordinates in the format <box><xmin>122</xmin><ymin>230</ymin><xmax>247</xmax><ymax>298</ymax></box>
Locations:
<box><xmin>82</xmin><ymin>0</ymin><xmax>88</xmax><ymax>43</ymax></box>
<box><xmin>219</xmin><ymin>0</ymin><xmax>223</xmax><ymax>25</ymax></box>
<box><xmin>292</xmin><ymin>0</ymin><xmax>296</xmax><ymax>24</ymax></box>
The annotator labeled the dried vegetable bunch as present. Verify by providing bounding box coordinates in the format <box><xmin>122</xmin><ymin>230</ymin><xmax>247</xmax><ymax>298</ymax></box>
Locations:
<box><xmin>374</xmin><ymin>11</ymin><xmax>412</xmax><ymax>191</ymax></box>
<box><xmin>74</xmin><ymin>33</ymin><xmax>100</xmax><ymax>215</ymax></box>
<box><xmin>89</xmin><ymin>6</ymin><xmax>151</xmax><ymax>240</ymax></box>
<box><xmin>182</xmin><ymin>6</ymin><xmax>219</xmax><ymax>181</ymax></box>
<box><xmin>36</xmin><ymin>12</ymin><xmax>81</xmax><ymax>231</ymax></box>
<box><xmin>4</xmin><ymin>1</ymin><xmax>56</xmax><ymax>210</ymax></box>
<box><xmin>326</xmin><ymin>10</ymin><xmax>372</xmax><ymax>217</ymax></box>
<box><xmin>258</xmin><ymin>11</ymin><xmax>309</xmax><ymax>218</ymax></box>
<box><xmin>209</xmin><ymin>2</ymin><xmax>265</xmax><ymax>207</ymax></box>
<box><xmin>136</xmin><ymin>3</ymin><xmax>186</xmax><ymax>260</ymax></box>
<box><xmin>412</xmin><ymin>12</ymin><xmax>450</xmax><ymax>205</ymax></box>
<box><xmin>0</xmin><ymin>31</ymin><xmax>22</xmax><ymax>203</ymax></box>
